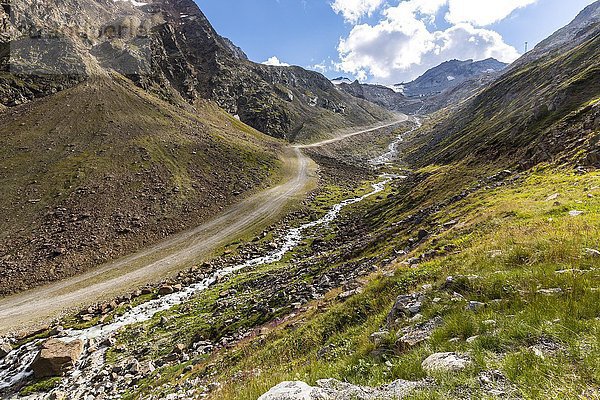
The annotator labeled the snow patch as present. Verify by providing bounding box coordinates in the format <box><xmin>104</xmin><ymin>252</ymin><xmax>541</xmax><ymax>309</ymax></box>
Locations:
<box><xmin>388</xmin><ymin>84</ymin><xmax>404</xmax><ymax>93</ymax></box>
<box><xmin>331</xmin><ymin>77</ymin><xmax>352</xmax><ymax>85</ymax></box>
<box><xmin>113</xmin><ymin>0</ymin><xmax>147</xmax><ymax>6</ymax></box>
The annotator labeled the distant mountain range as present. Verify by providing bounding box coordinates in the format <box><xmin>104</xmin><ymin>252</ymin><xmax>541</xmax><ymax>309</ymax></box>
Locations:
<box><xmin>331</xmin><ymin>58</ymin><xmax>507</xmax><ymax>114</ymax></box>
<box><xmin>396</xmin><ymin>58</ymin><xmax>507</xmax><ymax>97</ymax></box>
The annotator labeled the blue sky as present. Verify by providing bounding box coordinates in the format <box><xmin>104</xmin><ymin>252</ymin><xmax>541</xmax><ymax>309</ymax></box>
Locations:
<box><xmin>197</xmin><ymin>0</ymin><xmax>596</xmax><ymax>84</ymax></box>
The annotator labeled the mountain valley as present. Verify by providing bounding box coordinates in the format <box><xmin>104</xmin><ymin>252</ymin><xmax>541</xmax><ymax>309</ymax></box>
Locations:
<box><xmin>0</xmin><ymin>1</ymin><xmax>599</xmax><ymax>400</ymax></box>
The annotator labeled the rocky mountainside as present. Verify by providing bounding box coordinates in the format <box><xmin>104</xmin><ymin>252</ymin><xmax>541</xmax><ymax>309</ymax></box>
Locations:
<box><xmin>334</xmin><ymin>58</ymin><xmax>507</xmax><ymax>115</ymax></box>
<box><xmin>0</xmin><ymin>0</ymin><xmax>393</xmax><ymax>141</ymax></box>
<box><xmin>513</xmin><ymin>0</ymin><xmax>600</xmax><ymax>68</ymax></box>
<box><xmin>336</xmin><ymin>81</ymin><xmax>423</xmax><ymax>114</ymax></box>
<box><xmin>0</xmin><ymin>76</ymin><xmax>285</xmax><ymax>295</ymax></box>
<box><xmin>405</xmin><ymin>14</ymin><xmax>600</xmax><ymax>170</ymax></box>
<box><xmin>399</xmin><ymin>58</ymin><xmax>507</xmax><ymax>98</ymax></box>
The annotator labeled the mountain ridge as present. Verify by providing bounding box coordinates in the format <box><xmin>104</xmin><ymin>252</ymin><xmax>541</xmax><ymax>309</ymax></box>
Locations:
<box><xmin>0</xmin><ymin>0</ymin><xmax>394</xmax><ymax>141</ymax></box>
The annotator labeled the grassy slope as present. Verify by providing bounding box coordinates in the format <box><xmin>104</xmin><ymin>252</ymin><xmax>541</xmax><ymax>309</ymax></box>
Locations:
<box><xmin>106</xmin><ymin>158</ymin><xmax>598</xmax><ymax>400</ymax></box>
<box><xmin>192</xmin><ymin>166</ymin><xmax>600</xmax><ymax>400</ymax></box>
<box><xmin>0</xmin><ymin>74</ymin><xmax>284</xmax><ymax>295</ymax></box>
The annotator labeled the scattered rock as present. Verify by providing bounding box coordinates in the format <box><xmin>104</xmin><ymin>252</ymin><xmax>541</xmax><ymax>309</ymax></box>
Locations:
<box><xmin>417</xmin><ymin>229</ymin><xmax>429</xmax><ymax>241</ymax></box>
<box><xmin>422</xmin><ymin>352</ymin><xmax>471</xmax><ymax>373</ymax></box>
<box><xmin>546</xmin><ymin>193</ymin><xmax>560</xmax><ymax>201</ymax></box>
<box><xmin>158</xmin><ymin>285</ymin><xmax>174</xmax><ymax>295</ymax></box>
<box><xmin>466</xmin><ymin>335</ymin><xmax>479</xmax><ymax>344</ymax></box>
<box><xmin>49</xmin><ymin>391</ymin><xmax>68</xmax><ymax>400</ymax></box>
<box><xmin>585</xmin><ymin>248</ymin><xmax>600</xmax><ymax>257</ymax></box>
<box><xmin>257</xmin><ymin>381</ymin><xmax>321</xmax><ymax>400</ymax></box>
<box><xmin>466</xmin><ymin>301</ymin><xmax>486</xmax><ymax>311</ymax></box>
<box><xmin>370</xmin><ymin>331</ymin><xmax>390</xmax><ymax>347</ymax></box>
<box><xmin>478</xmin><ymin>370</ymin><xmax>516</xmax><ymax>398</ymax></box>
<box><xmin>386</xmin><ymin>293</ymin><xmax>423</xmax><ymax>326</ymax></box>
<box><xmin>338</xmin><ymin>288</ymin><xmax>362</xmax><ymax>300</ymax></box>
<box><xmin>537</xmin><ymin>288</ymin><xmax>563</xmax><ymax>295</ymax></box>
<box><xmin>31</xmin><ymin>338</ymin><xmax>84</xmax><ymax>378</ymax></box>
<box><xmin>569</xmin><ymin>210</ymin><xmax>584</xmax><ymax>217</ymax></box>
<box><xmin>396</xmin><ymin>317</ymin><xmax>442</xmax><ymax>350</ymax></box>
<box><xmin>530</xmin><ymin>346</ymin><xmax>545</xmax><ymax>358</ymax></box>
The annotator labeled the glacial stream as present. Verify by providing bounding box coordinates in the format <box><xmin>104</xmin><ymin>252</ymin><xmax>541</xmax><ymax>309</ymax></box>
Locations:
<box><xmin>371</xmin><ymin>117</ymin><xmax>421</xmax><ymax>166</ymax></box>
<box><xmin>0</xmin><ymin>121</ymin><xmax>417</xmax><ymax>398</ymax></box>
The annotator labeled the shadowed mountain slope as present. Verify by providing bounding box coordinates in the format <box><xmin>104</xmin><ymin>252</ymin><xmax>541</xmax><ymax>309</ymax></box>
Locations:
<box><xmin>0</xmin><ymin>0</ymin><xmax>394</xmax><ymax>141</ymax></box>
<box><xmin>0</xmin><ymin>75</ymin><xmax>285</xmax><ymax>295</ymax></box>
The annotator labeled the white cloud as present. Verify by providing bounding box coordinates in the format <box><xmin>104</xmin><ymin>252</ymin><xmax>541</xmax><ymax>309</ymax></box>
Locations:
<box><xmin>262</xmin><ymin>56</ymin><xmax>290</xmax><ymax>67</ymax></box>
<box><xmin>446</xmin><ymin>0</ymin><xmax>538</xmax><ymax>26</ymax></box>
<box><xmin>308</xmin><ymin>62</ymin><xmax>328</xmax><ymax>73</ymax></box>
<box><xmin>335</xmin><ymin>0</ymin><xmax>527</xmax><ymax>83</ymax></box>
<box><xmin>331</xmin><ymin>0</ymin><xmax>385</xmax><ymax>23</ymax></box>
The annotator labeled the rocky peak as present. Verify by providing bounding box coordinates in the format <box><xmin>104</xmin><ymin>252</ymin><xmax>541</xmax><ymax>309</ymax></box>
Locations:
<box><xmin>401</xmin><ymin>58</ymin><xmax>507</xmax><ymax>97</ymax></box>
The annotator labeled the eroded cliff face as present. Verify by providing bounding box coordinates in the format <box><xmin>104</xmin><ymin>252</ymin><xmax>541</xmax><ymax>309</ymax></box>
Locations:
<box><xmin>0</xmin><ymin>0</ymin><xmax>392</xmax><ymax>140</ymax></box>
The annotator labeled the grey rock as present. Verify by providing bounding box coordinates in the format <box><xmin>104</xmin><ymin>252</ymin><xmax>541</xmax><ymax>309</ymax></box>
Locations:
<box><xmin>466</xmin><ymin>301</ymin><xmax>486</xmax><ymax>311</ymax></box>
<box><xmin>258</xmin><ymin>378</ymin><xmax>424</xmax><ymax>400</ymax></box>
<box><xmin>0</xmin><ymin>340</ymin><xmax>12</xmax><ymax>358</ymax></box>
<box><xmin>397</xmin><ymin>317</ymin><xmax>443</xmax><ymax>350</ymax></box>
<box><xmin>537</xmin><ymin>288</ymin><xmax>563</xmax><ymax>295</ymax></box>
<box><xmin>158</xmin><ymin>285</ymin><xmax>174</xmax><ymax>295</ymax></box>
<box><xmin>422</xmin><ymin>352</ymin><xmax>471</xmax><ymax>373</ymax></box>
<box><xmin>370</xmin><ymin>331</ymin><xmax>390</xmax><ymax>346</ymax></box>
<box><xmin>386</xmin><ymin>293</ymin><xmax>423</xmax><ymax>326</ymax></box>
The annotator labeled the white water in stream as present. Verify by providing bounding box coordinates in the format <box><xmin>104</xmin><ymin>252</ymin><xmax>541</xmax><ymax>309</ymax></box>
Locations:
<box><xmin>370</xmin><ymin>117</ymin><xmax>421</xmax><ymax>166</ymax></box>
<box><xmin>0</xmin><ymin>171</ymin><xmax>404</xmax><ymax>396</ymax></box>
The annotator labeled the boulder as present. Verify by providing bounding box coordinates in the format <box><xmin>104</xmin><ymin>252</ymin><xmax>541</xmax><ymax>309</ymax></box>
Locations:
<box><xmin>466</xmin><ymin>301</ymin><xmax>486</xmax><ymax>311</ymax></box>
<box><xmin>396</xmin><ymin>317</ymin><xmax>442</xmax><ymax>350</ymax></box>
<box><xmin>386</xmin><ymin>293</ymin><xmax>423</xmax><ymax>326</ymax></box>
<box><xmin>31</xmin><ymin>338</ymin><xmax>84</xmax><ymax>378</ymax></box>
<box><xmin>158</xmin><ymin>285</ymin><xmax>174</xmax><ymax>295</ymax></box>
<box><xmin>0</xmin><ymin>340</ymin><xmax>12</xmax><ymax>358</ymax></box>
<box><xmin>422</xmin><ymin>352</ymin><xmax>471</xmax><ymax>373</ymax></box>
<box><xmin>257</xmin><ymin>381</ymin><xmax>325</xmax><ymax>400</ymax></box>
<box><xmin>258</xmin><ymin>378</ymin><xmax>423</xmax><ymax>400</ymax></box>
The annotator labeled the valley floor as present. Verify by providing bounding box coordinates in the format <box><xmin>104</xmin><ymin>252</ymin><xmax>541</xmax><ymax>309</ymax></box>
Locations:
<box><xmin>0</xmin><ymin>119</ymin><xmax>406</xmax><ymax>336</ymax></box>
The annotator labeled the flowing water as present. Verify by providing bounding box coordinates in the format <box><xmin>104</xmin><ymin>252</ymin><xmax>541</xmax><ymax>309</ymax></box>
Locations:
<box><xmin>370</xmin><ymin>117</ymin><xmax>421</xmax><ymax>166</ymax></box>
<box><xmin>0</xmin><ymin>168</ymin><xmax>407</xmax><ymax>397</ymax></box>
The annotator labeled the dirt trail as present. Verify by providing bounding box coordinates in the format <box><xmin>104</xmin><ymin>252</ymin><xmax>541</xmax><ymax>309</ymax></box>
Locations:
<box><xmin>294</xmin><ymin>118</ymin><xmax>408</xmax><ymax>149</ymax></box>
<box><xmin>0</xmin><ymin>118</ymin><xmax>406</xmax><ymax>335</ymax></box>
